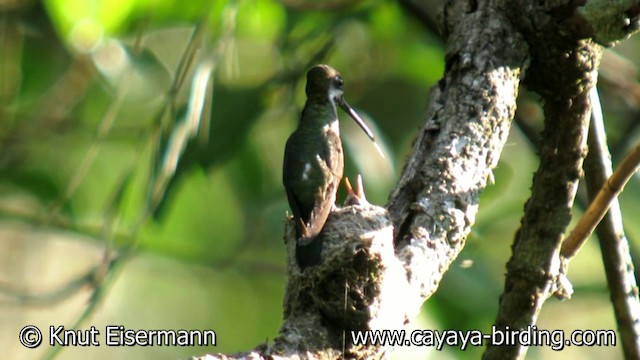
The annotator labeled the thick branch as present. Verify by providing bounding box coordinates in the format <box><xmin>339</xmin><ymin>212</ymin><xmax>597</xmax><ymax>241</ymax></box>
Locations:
<box><xmin>486</xmin><ymin>2</ymin><xmax>603</xmax><ymax>359</ymax></box>
<box><xmin>576</xmin><ymin>0</ymin><xmax>640</xmax><ymax>45</ymax></box>
<box><xmin>387</xmin><ymin>0</ymin><xmax>527</xmax><ymax>299</ymax></box>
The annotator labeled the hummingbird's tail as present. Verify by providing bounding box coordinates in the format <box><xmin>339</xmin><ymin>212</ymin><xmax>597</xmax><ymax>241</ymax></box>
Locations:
<box><xmin>294</xmin><ymin>218</ymin><xmax>325</xmax><ymax>269</ymax></box>
<box><xmin>296</xmin><ymin>233</ymin><xmax>324</xmax><ymax>269</ymax></box>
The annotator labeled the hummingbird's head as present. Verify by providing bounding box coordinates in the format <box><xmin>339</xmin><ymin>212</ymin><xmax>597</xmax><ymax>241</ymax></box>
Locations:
<box><xmin>305</xmin><ymin>64</ymin><xmax>344</xmax><ymax>104</ymax></box>
<box><xmin>304</xmin><ymin>64</ymin><xmax>376</xmax><ymax>142</ymax></box>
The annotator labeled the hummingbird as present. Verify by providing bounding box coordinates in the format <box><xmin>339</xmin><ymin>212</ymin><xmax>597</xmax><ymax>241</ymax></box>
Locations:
<box><xmin>283</xmin><ymin>64</ymin><xmax>377</xmax><ymax>267</ymax></box>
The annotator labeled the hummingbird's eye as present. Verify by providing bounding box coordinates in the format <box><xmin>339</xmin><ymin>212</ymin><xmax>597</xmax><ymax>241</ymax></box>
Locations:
<box><xmin>333</xmin><ymin>76</ymin><xmax>344</xmax><ymax>90</ymax></box>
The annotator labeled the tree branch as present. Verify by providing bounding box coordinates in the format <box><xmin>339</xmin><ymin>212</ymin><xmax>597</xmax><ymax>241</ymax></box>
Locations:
<box><xmin>561</xmin><ymin>135</ymin><xmax>640</xmax><ymax>257</ymax></box>
<box><xmin>485</xmin><ymin>1</ymin><xmax>603</xmax><ymax>359</ymax></box>
<box><xmin>581</xmin><ymin>88</ymin><xmax>640</xmax><ymax>359</ymax></box>
<box><xmin>386</xmin><ymin>0</ymin><xmax>527</xmax><ymax>299</ymax></box>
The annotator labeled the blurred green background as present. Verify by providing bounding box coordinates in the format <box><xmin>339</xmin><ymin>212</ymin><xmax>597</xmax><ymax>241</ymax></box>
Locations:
<box><xmin>1</xmin><ymin>0</ymin><xmax>639</xmax><ymax>359</ymax></box>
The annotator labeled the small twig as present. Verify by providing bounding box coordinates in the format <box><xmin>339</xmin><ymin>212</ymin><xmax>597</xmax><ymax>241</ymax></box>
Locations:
<box><xmin>44</xmin><ymin>31</ymin><xmax>147</xmax><ymax>221</ymax></box>
<box><xmin>27</xmin><ymin>56</ymin><xmax>96</xmax><ymax>130</ymax></box>
<box><xmin>0</xmin><ymin>269</ymin><xmax>96</xmax><ymax>306</ymax></box>
<box><xmin>579</xmin><ymin>87</ymin><xmax>640</xmax><ymax>359</ymax></box>
<box><xmin>42</xmin><ymin>254</ymin><xmax>126</xmax><ymax>360</ymax></box>
<box><xmin>561</xmin><ymin>125</ymin><xmax>640</xmax><ymax>258</ymax></box>
<box><xmin>146</xmin><ymin>3</ymin><xmax>238</xmax><ymax>220</ymax></box>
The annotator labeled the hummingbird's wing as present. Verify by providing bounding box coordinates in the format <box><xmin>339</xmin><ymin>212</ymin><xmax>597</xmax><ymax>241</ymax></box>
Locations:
<box><xmin>298</xmin><ymin>129</ymin><xmax>343</xmax><ymax>245</ymax></box>
<box><xmin>283</xmin><ymin>135</ymin><xmax>310</xmax><ymax>239</ymax></box>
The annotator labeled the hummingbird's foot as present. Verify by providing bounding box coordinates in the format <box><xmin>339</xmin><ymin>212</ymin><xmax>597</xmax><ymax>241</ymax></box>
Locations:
<box><xmin>344</xmin><ymin>174</ymin><xmax>369</xmax><ymax>206</ymax></box>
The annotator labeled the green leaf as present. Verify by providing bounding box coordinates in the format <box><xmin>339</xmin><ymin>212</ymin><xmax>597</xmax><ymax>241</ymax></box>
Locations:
<box><xmin>44</xmin><ymin>0</ymin><xmax>138</xmax><ymax>51</ymax></box>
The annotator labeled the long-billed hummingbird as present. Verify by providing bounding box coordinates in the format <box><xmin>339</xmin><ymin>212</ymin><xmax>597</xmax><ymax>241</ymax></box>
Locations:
<box><xmin>283</xmin><ymin>64</ymin><xmax>377</xmax><ymax>267</ymax></box>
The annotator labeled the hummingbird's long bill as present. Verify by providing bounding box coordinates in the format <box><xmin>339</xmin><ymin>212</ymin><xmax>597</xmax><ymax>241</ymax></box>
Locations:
<box><xmin>337</xmin><ymin>98</ymin><xmax>376</xmax><ymax>142</ymax></box>
<box><xmin>337</xmin><ymin>97</ymin><xmax>386</xmax><ymax>158</ymax></box>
